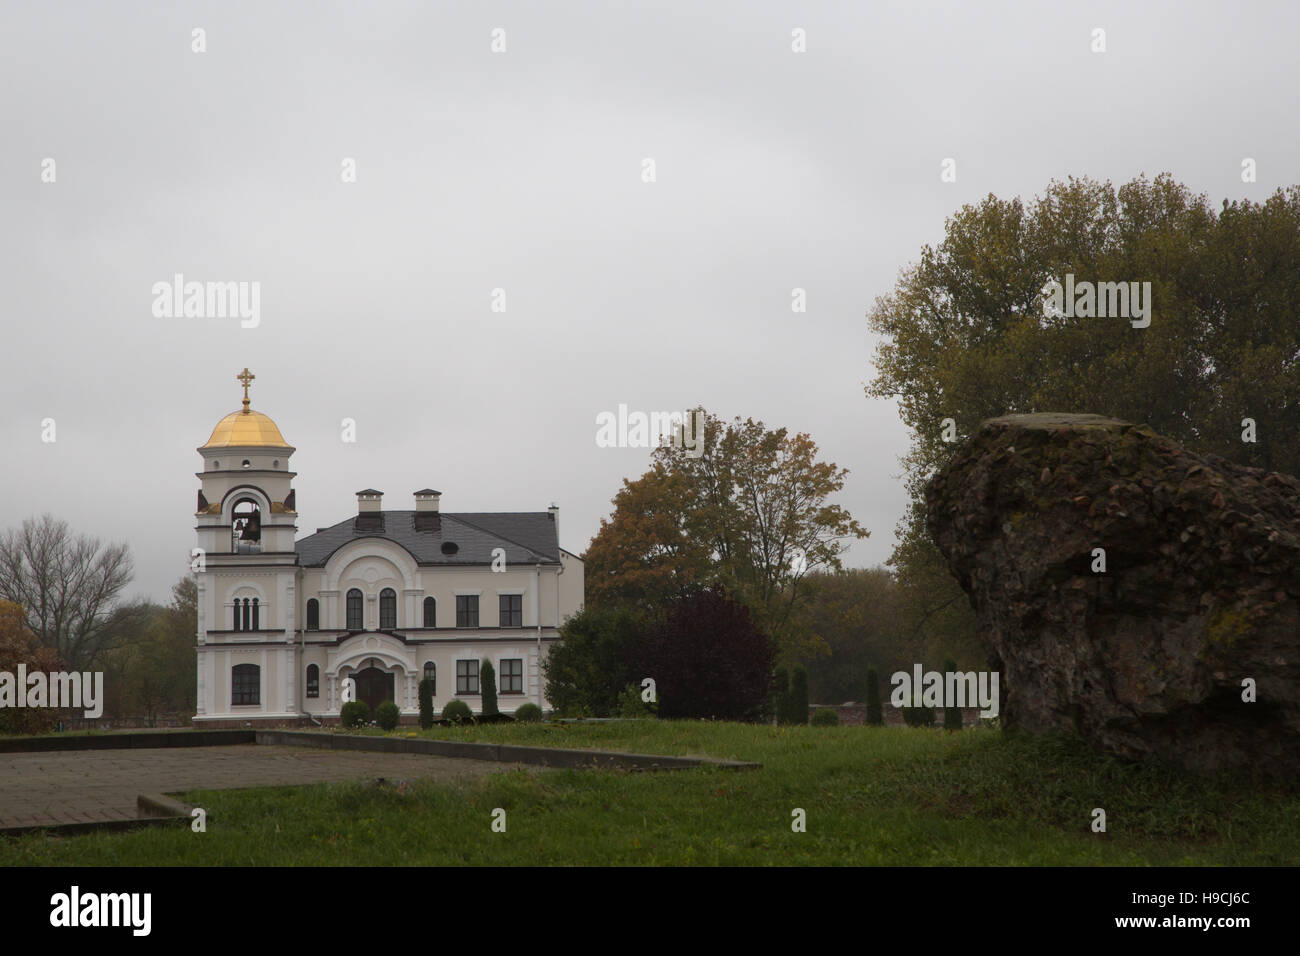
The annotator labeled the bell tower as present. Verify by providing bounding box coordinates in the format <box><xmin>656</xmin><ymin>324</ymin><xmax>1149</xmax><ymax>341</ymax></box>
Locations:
<box><xmin>193</xmin><ymin>369</ymin><xmax>301</xmax><ymax>723</ymax></box>
<box><xmin>196</xmin><ymin>368</ymin><xmax>297</xmax><ymax>557</ymax></box>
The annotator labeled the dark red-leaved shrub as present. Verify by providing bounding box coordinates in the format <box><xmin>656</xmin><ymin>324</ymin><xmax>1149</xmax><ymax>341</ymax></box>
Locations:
<box><xmin>637</xmin><ymin>587</ymin><xmax>774</xmax><ymax>721</ymax></box>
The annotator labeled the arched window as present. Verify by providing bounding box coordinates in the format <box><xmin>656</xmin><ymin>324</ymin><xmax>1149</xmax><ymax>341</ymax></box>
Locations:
<box><xmin>346</xmin><ymin>589</ymin><xmax>363</xmax><ymax>630</ymax></box>
<box><xmin>232</xmin><ymin>663</ymin><xmax>260</xmax><ymax>705</ymax></box>
<box><xmin>251</xmin><ymin>597</ymin><xmax>260</xmax><ymax>631</ymax></box>
<box><xmin>423</xmin><ymin>661</ymin><xmax>436</xmax><ymax>694</ymax></box>
<box><xmin>233</xmin><ymin>601</ymin><xmax>240</xmax><ymax>631</ymax></box>
<box><xmin>306</xmin><ymin>599</ymin><xmax>319</xmax><ymax>631</ymax></box>
<box><xmin>423</xmin><ymin>596</ymin><xmax>436</xmax><ymax>628</ymax></box>
<box><xmin>380</xmin><ymin>588</ymin><xmax>397</xmax><ymax>629</ymax></box>
<box><xmin>241</xmin><ymin>598</ymin><xmax>251</xmax><ymax>631</ymax></box>
<box><xmin>306</xmin><ymin>664</ymin><xmax>319</xmax><ymax>699</ymax></box>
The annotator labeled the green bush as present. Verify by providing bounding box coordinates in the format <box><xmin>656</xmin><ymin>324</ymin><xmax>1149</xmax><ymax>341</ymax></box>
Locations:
<box><xmin>942</xmin><ymin>659</ymin><xmax>963</xmax><ymax>731</ymax></box>
<box><xmin>789</xmin><ymin>665</ymin><xmax>810</xmax><ymax>725</ymax></box>
<box><xmin>616</xmin><ymin>682</ymin><xmax>655</xmax><ymax>718</ymax></box>
<box><xmin>864</xmin><ymin>667</ymin><xmax>883</xmax><ymax>726</ymax></box>
<box><xmin>376</xmin><ymin>700</ymin><xmax>401</xmax><ymax>730</ymax></box>
<box><xmin>514</xmin><ymin>702</ymin><xmax>542</xmax><ymax>722</ymax></box>
<box><xmin>480</xmin><ymin>659</ymin><xmax>498</xmax><ymax>716</ymax></box>
<box><xmin>810</xmin><ymin>708</ymin><xmax>839</xmax><ymax>726</ymax></box>
<box><xmin>340</xmin><ymin>701</ymin><xmax>370</xmax><ymax>728</ymax></box>
<box><xmin>543</xmin><ymin>606</ymin><xmax>647</xmax><ymax>717</ymax></box>
<box><xmin>442</xmin><ymin>699</ymin><xmax>473</xmax><ymax>723</ymax></box>
<box><xmin>771</xmin><ymin>666</ymin><xmax>789</xmax><ymax>724</ymax></box>
<box><xmin>901</xmin><ymin>693</ymin><xmax>935</xmax><ymax>727</ymax></box>
<box><xmin>418</xmin><ymin>678</ymin><xmax>434</xmax><ymax>730</ymax></box>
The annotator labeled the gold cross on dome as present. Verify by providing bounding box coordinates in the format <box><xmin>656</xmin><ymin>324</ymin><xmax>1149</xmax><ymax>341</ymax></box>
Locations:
<box><xmin>237</xmin><ymin>368</ymin><xmax>255</xmax><ymax>410</ymax></box>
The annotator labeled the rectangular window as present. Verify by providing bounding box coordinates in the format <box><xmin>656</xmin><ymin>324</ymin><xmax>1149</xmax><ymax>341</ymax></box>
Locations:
<box><xmin>456</xmin><ymin>659</ymin><xmax>479</xmax><ymax>695</ymax></box>
<box><xmin>456</xmin><ymin>595</ymin><xmax>479</xmax><ymax>628</ymax></box>
<box><xmin>498</xmin><ymin>594</ymin><xmax>522</xmax><ymax>628</ymax></box>
<box><xmin>500</xmin><ymin>658</ymin><xmax>523</xmax><ymax>694</ymax></box>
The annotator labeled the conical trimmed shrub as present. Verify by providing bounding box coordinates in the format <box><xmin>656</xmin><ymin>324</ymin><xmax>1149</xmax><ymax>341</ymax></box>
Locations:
<box><xmin>418</xmin><ymin>677</ymin><xmax>434</xmax><ymax>729</ymax></box>
<box><xmin>790</xmin><ymin>665</ymin><xmax>809</xmax><ymax>726</ymax></box>
<box><xmin>772</xmin><ymin>666</ymin><xmax>789</xmax><ymax>724</ymax></box>
<box><xmin>942</xmin><ymin>659</ymin><xmax>963</xmax><ymax>730</ymax></box>
<box><xmin>481</xmin><ymin>659</ymin><xmax>498</xmax><ymax>716</ymax></box>
<box><xmin>864</xmin><ymin>668</ymin><xmax>883</xmax><ymax>726</ymax></box>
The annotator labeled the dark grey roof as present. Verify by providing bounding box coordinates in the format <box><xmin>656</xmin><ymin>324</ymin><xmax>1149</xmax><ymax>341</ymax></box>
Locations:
<box><xmin>295</xmin><ymin>511</ymin><xmax>560</xmax><ymax>567</ymax></box>
<box><xmin>355</xmin><ymin>488</ymin><xmax>383</xmax><ymax>496</ymax></box>
<box><xmin>413</xmin><ymin>488</ymin><xmax>441</xmax><ymax>496</ymax></box>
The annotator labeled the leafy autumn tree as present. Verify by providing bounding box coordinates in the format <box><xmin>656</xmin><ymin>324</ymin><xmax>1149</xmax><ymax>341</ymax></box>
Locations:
<box><xmin>800</xmin><ymin>568</ymin><xmax>904</xmax><ymax>703</ymax></box>
<box><xmin>637</xmin><ymin>586</ymin><xmax>774</xmax><ymax>721</ymax></box>
<box><xmin>867</xmin><ymin>174</ymin><xmax>1300</xmax><ymax>660</ymax></box>
<box><xmin>0</xmin><ymin>599</ymin><xmax>65</xmax><ymax>734</ymax></box>
<box><xmin>585</xmin><ymin>409</ymin><xmax>867</xmax><ymax>656</ymax></box>
<box><xmin>583</xmin><ymin>466</ymin><xmax>709</xmax><ymax>612</ymax></box>
<box><xmin>126</xmin><ymin>628</ymin><xmax>167</xmax><ymax>726</ymax></box>
<box><xmin>124</xmin><ymin>578</ymin><xmax>196</xmax><ymax>723</ymax></box>
<box><xmin>790</xmin><ymin>567</ymin><xmax>987</xmax><ymax>708</ymax></box>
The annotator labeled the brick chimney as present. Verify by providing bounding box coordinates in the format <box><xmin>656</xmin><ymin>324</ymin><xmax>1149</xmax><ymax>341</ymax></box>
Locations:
<box><xmin>415</xmin><ymin>489</ymin><xmax>441</xmax><ymax>532</ymax></box>
<box><xmin>355</xmin><ymin>489</ymin><xmax>383</xmax><ymax>531</ymax></box>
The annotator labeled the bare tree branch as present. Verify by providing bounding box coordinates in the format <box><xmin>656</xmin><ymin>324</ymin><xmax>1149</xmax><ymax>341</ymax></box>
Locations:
<box><xmin>0</xmin><ymin>514</ymin><xmax>135</xmax><ymax>670</ymax></box>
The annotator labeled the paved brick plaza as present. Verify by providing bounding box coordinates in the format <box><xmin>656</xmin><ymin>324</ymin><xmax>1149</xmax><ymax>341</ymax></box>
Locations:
<box><xmin>0</xmin><ymin>744</ymin><xmax>517</xmax><ymax>829</ymax></box>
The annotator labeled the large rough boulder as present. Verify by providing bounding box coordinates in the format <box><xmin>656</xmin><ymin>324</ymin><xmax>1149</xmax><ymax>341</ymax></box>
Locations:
<box><xmin>926</xmin><ymin>413</ymin><xmax>1299</xmax><ymax>774</ymax></box>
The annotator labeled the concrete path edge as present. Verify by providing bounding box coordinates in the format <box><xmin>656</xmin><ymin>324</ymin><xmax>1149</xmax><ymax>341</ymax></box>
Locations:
<box><xmin>256</xmin><ymin>730</ymin><xmax>761</xmax><ymax>771</ymax></box>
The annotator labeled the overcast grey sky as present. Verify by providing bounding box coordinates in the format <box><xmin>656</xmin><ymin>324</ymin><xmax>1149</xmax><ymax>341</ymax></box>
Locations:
<box><xmin>2</xmin><ymin>0</ymin><xmax>1296</xmax><ymax>604</ymax></box>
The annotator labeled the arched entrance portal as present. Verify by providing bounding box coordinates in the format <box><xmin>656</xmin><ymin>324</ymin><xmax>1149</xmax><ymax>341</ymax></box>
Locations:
<box><xmin>353</xmin><ymin>665</ymin><xmax>394</xmax><ymax>717</ymax></box>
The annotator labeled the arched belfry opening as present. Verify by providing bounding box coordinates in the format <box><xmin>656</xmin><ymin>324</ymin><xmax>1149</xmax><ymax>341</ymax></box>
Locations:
<box><xmin>232</xmin><ymin>498</ymin><xmax>262</xmax><ymax>553</ymax></box>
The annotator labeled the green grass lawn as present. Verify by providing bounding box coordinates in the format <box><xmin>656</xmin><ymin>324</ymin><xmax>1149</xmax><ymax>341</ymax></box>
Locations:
<box><xmin>2</xmin><ymin>721</ymin><xmax>1296</xmax><ymax>865</ymax></box>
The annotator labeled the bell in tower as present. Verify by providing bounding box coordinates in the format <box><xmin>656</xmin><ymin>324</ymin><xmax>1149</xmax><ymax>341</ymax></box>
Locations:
<box><xmin>232</xmin><ymin>499</ymin><xmax>262</xmax><ymax>552</ymax></box>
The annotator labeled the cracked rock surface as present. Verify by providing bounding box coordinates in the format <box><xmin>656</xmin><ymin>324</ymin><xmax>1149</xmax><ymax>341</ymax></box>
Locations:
<box><xmin>926</xmin><ymin>412</ymin><xmax>1299</xmax><ymax>774</ymax></box>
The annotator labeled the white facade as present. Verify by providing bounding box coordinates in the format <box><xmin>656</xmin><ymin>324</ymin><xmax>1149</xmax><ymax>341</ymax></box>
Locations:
<box><xmin>192</xmin><ymin>389</ymin><xmax>582</xmax><ymax>725</ymax></box>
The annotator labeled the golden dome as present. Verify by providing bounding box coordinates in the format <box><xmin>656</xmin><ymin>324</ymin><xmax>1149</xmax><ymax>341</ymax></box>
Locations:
<box><xmin>201</xmin><ymin>408</ymin><xmax>291</xmax><ymax>449</ymax></box>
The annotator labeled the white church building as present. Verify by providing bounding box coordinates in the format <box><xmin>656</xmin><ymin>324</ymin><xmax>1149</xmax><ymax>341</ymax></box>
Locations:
<box><xmin>192</xmin><ymin>370</ymin><xmax>583</xmax><ymax>726</ymax></box>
